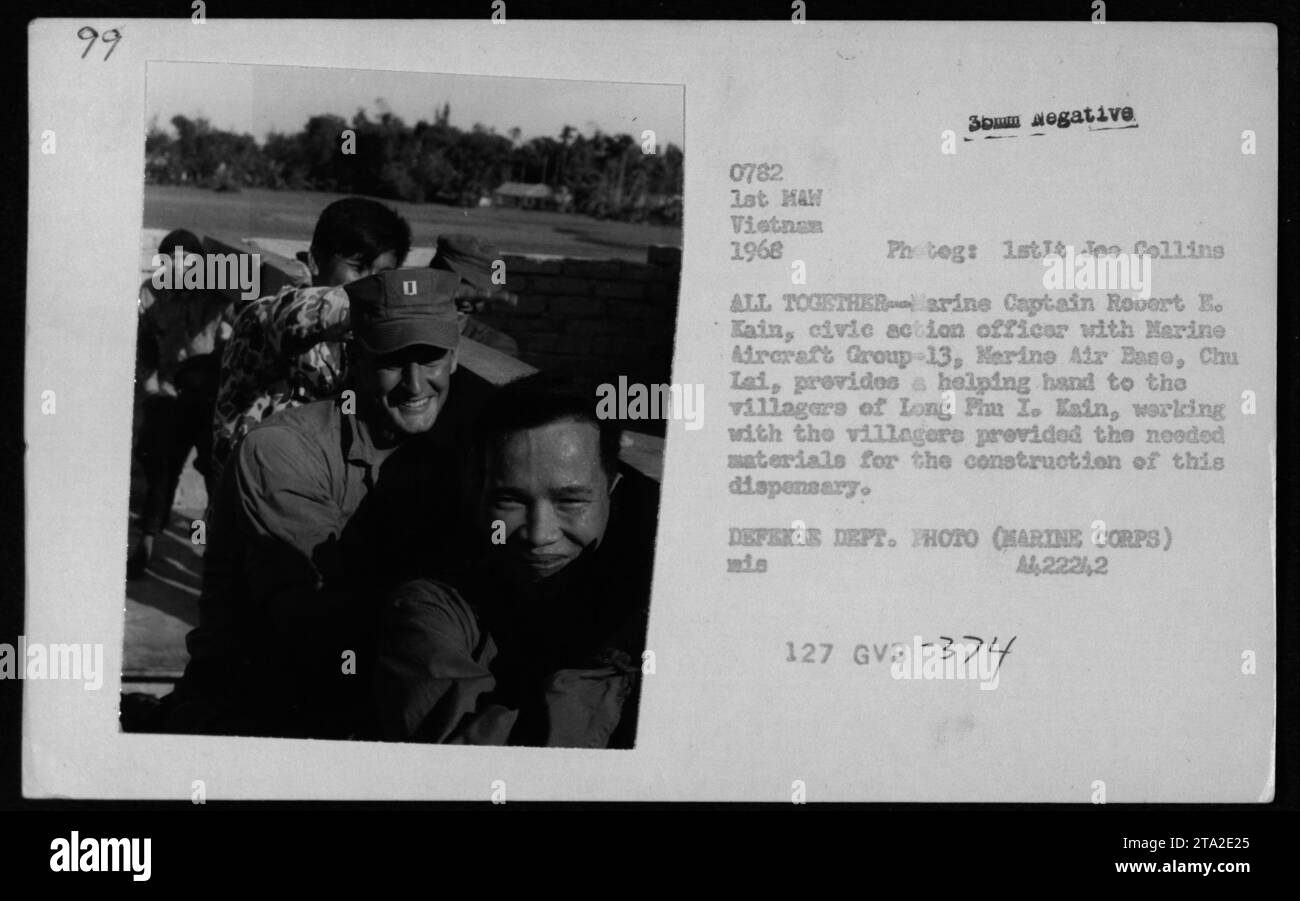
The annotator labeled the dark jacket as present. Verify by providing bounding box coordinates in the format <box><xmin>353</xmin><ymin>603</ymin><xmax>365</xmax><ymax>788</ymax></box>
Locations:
<box><xmin>375</xmin><ymin>465</ymin><xmax>660</xmax><ymax>748</ymax></box>
<box><xmin>173</xmin><ymin>394</ymin><xmax>468</xmax><ymax>739</ymax></box>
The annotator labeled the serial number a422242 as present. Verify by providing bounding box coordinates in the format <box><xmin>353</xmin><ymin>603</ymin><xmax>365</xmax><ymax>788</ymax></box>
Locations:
<box><xmin>1016</xmin><ymin>554</ymin><xmax>1109</xmax><ymax>576</ymax></box>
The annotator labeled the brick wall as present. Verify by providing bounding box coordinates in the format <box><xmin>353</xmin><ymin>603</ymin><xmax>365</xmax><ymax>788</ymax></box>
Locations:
<box><xmin>477</xmin><ymin>245</ymin><xmax>681</xmax><ymax>391</ymax></box>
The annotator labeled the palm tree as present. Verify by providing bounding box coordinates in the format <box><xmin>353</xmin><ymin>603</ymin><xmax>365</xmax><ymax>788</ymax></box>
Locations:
<box><xmin>558</xmin><ymin>124</ymin><xmax>576</xmax><ymax>187</ymax></box>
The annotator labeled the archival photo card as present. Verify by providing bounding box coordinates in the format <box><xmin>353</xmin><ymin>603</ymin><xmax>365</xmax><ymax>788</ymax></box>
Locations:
<box><xmin>22</xmin><ymin>18</ymin><xmax>1277</xmax><ymax>802</ymax></box>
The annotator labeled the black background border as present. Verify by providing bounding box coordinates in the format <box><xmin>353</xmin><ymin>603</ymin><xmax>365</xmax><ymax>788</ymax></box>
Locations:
<box><xmin>1</xmin><ymin>0</ymin><xmax>1294</xmax><ymax>881</ymax></box>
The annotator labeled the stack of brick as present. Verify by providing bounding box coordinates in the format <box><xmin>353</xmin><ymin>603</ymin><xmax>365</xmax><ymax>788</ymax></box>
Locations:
<box><xmin>476</xmin><ymin>245</ymin><xmax>681</xmax><ymax>390</ymax></box>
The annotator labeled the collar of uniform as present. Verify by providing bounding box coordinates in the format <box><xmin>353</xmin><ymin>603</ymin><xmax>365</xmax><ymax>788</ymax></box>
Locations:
<box><xmin>340</xmin><ymin>407</ymin><xmax>388</xmax><ymax>475</ymax></box>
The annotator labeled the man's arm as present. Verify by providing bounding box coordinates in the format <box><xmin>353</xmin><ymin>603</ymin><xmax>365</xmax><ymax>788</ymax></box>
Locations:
<box><xmin>266</xmin><ymin>285</ymin><xmax>352</xmax><ymax>357</ymax></box>
<box><xmin>214</xmin><ymin>293</ymin><xmax>237</xmax><ymax>343</ymax></box>
<box><xmin>231</xmin><ymin>425</ymin><xmax>352</xmax><ymax>645</ymax></box>
<box><xmin>374</xmin><ymin>579</ymin><xmax>516</xmax><ymax>744</ymax></box>
<box><xmin>136</xmin><ymin>285</ymin><xmax>160</xmax><ymax>391</ymax></box>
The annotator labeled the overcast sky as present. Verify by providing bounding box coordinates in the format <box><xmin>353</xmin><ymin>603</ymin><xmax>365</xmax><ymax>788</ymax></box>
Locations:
<box><xmin>146</xmin><ymin>62</ymin><xmax>684</xmax><ymax>147</ymax></box>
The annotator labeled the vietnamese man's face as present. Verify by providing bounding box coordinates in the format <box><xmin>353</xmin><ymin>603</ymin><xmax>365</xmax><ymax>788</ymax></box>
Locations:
<box><xmin>484</xmin><ymin>419</ymin><xmax>615</xmax><ymax>581</ymax></box>
<box><xmin>355</xmin><ymin>344</ymin><xmax>456</xmax><ymax>440</ymax></box>
<box><xmin>314</xmin><ymin>250</ymin><xmax>399</xmax><ymax>287</ymax></box>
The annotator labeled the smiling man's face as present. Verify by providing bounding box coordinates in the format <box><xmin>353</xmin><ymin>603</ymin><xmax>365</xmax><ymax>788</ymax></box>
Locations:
<box><xmin>484</xmin><ymin>418</ymin><xmax>615</xmax><ymax>581</ymax></box>
<box><xmin>352</xmin><ymin>343</ymin><xmax>456</xmax><ymax>441</ymax></box>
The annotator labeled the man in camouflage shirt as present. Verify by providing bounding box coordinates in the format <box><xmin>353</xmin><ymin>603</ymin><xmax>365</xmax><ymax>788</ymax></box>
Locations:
<box><xmin>209</xmin><ymin>197</ymin><xmax>412</xmax><ymax>485</ymax></box>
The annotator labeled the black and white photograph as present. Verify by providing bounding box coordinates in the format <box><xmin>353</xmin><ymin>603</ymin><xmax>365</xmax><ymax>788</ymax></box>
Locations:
<box><xmin>118</xmin><ymin>63</ymin><xmax>684</xmax><ymax>747</ymax></box>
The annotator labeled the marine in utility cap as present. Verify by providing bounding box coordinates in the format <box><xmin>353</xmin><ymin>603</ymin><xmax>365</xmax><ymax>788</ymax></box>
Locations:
<box><xmin>168</xmin><ymin>266</ymin><xmax>466</xmax><ymax>740</ymax></box>
<box><xmin>344</xmin><ymin>267</ymin><xmax>463</xmax><ymax>443</ymax></box>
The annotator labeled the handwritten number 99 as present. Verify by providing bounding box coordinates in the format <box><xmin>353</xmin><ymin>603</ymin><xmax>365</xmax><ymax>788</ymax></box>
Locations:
<box><xmin>78</xmin><ymin>26</ymin><xmax>122</xmax><ymax>61</ymax></box>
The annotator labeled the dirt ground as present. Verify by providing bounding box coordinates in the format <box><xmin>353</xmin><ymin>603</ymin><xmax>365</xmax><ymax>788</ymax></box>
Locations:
<box><xmin>123</xmin><ymin>412</ymin><xmax>207</xmax><ymax>695</ymax></box>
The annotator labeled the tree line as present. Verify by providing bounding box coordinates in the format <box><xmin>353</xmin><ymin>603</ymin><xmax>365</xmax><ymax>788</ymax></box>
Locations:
<box><xmin>145</xmin><ymin>105</ymin><xmax>684</xmax><ymax>224</ymax></box>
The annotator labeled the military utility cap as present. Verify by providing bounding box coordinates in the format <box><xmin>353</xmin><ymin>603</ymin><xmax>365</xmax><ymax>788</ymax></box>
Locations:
<box><xmin>430</xmin><ymin>234</ymin><xmax>504</xmax><ymax>294</ymax></box>
<box><xmin>345</xmin><ymin>268</ymin><xmax>461</xmax><ymax>354</ymax></box>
